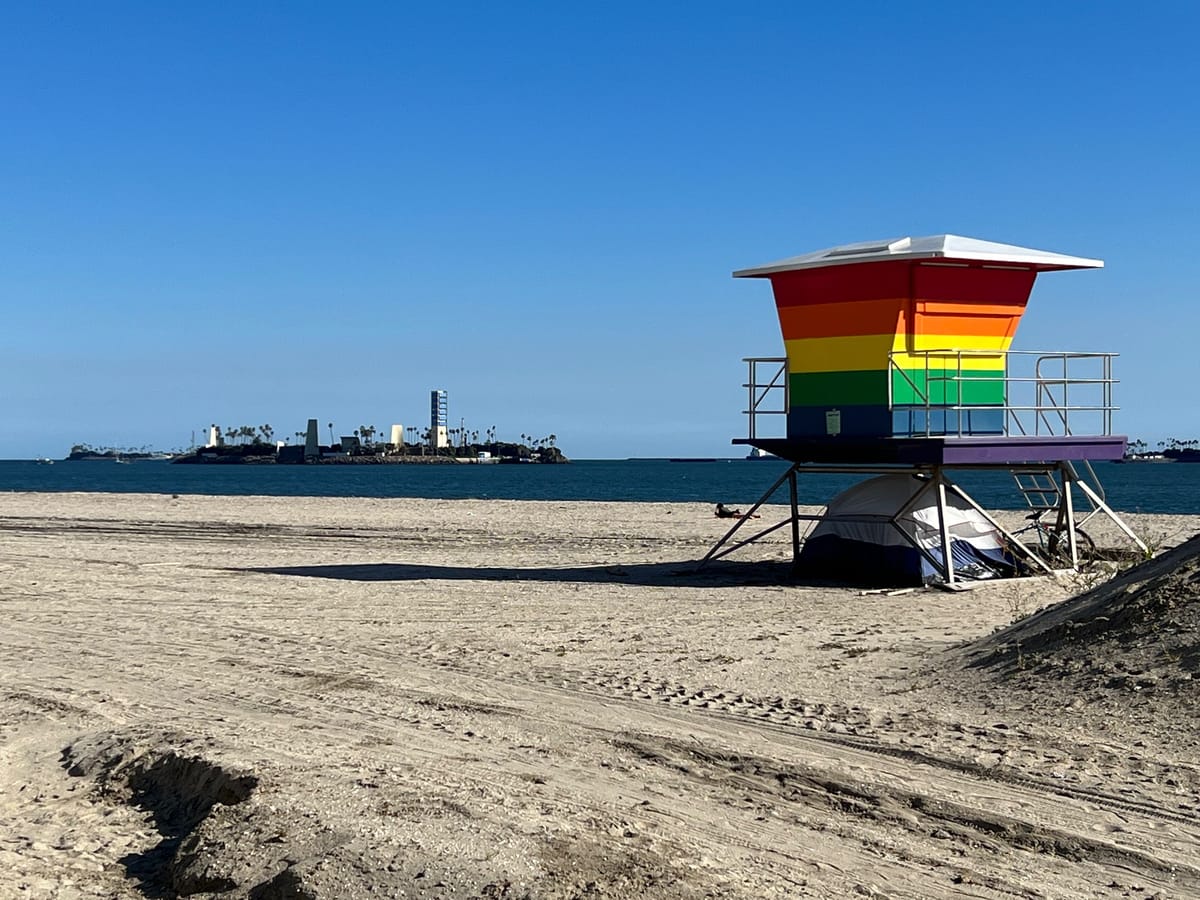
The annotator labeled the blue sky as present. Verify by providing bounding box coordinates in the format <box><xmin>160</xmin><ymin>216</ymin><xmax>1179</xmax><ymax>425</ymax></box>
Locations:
<box><xmin>2</xmin><ymin>2</ymin><xmax>1197</xmax><ymax>458</ymax></box>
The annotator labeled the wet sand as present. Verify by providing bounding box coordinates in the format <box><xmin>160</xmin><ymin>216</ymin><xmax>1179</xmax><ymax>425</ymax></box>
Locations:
<box><xmin>1</xmin><ymin>492</ymin><xmax>1197</xmax><ymax>899</ymax></box>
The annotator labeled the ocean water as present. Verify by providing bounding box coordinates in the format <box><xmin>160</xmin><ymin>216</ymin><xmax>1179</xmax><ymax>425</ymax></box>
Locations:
<box><xmin>1</xmin><ymin>458</ymin><xmax>1199</xmax><ymax>513</ymax></box>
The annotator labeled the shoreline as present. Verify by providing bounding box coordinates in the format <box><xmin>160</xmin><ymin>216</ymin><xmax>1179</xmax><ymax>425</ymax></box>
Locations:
<box><xmin>0</xmin><ymin>489</ymin><xmax>1194</xmax><ymax>541</ymax></box>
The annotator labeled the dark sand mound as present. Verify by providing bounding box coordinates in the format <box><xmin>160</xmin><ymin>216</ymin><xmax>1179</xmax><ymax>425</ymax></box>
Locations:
<box><xmin>957</xmin><ymin>534</ymin><xmax>1200</xmax><ymax>704</ymax></box>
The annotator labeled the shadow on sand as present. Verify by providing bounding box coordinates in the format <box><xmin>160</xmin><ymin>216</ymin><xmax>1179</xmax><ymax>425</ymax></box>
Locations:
<box><xmin>237</xmin><ymin>559</ymin><xmax>813</xmax><ymax>589</ymax></box>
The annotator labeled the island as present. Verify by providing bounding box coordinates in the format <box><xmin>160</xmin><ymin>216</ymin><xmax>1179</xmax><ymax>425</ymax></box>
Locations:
<box><xmin>66</xmin><ymin>445</ymin><xmax>175</xmax><ymax>462</ymax></box>
<box><xmin>170</xmin><ymin>438</ymin><xmax>568</xmax><ymax>465</ymax></box>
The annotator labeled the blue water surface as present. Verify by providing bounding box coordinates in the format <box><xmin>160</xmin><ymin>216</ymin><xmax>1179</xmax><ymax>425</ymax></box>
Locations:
<box><xmin>2</xmin><ymin>458</ymin><xmax>1198</xmax><ymax>513</ymax></box>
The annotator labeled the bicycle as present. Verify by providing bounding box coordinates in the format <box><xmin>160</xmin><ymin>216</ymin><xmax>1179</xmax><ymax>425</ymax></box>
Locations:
<box><xmin>1011</xmin><ymin>510</ymin><xmax>1097</xmax><ymax>570</ymax></box>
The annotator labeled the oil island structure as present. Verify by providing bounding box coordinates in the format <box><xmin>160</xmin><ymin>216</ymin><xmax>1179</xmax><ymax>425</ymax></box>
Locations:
<box><xmin>168</xmin><ymin>389</ymin><xmax>567</xmax><ymax>465</ymax></box>
<box><xmin>705</xmin><ymin>234</ymin><xmax>1147</xmax><ymax>584</ymax></box>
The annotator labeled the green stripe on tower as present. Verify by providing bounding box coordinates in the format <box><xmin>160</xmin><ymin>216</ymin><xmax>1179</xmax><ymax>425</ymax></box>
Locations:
<box><xmin>891</xmin><ymin>368</ymin><xmax>1005</xmax><ymax>406</ymax></box>
<box><xmin>789</xmin><ymin>369</ymin><xmax>1006</xmax><ymax>408</ymax></box>
<box><xmin>789</xmin><ymin>370</ymin><xmax>888</xmax><ymax>407</ymax></box>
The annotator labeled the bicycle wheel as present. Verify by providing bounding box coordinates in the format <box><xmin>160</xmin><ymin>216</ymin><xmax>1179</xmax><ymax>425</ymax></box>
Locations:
<box><xmin>1047</xmin><ymin>527</ymin><xmax>1098</xmax><ymax>567</ymax></box>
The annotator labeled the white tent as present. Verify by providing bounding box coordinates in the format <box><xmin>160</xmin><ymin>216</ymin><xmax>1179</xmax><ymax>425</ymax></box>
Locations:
<box><xmin>798</xmin><ymin>474</ymin><xmax>1015</xmax><ymax>585</ymax></box>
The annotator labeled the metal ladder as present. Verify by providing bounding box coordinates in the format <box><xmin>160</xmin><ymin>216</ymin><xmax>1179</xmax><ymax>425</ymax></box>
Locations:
<box><xmin>1012</xmin><ymin>468</ymin><xmax>1061</xmax><ymax>512</ymax></box>
<box><xmin>1066</xmin><ymin>460</ymin><xmax>1105</xmax><ymax>525</ymax></box>
<box><xmin>1013</xmin><ymin>461</ymin><xmax>1106</xmax><ymax>525</ymax></box>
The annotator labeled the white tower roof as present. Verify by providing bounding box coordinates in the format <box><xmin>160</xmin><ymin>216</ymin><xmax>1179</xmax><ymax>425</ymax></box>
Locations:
<box><xmin>733</xmin><ymin>234</ymin><xmax>1103</xmax><ymax>278</ymax></box>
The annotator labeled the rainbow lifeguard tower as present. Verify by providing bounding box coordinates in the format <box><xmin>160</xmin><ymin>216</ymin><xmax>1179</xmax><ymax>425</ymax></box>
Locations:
<box><xmin>707</xmin><ymin>234</ymin><xmax>1146</xmax><ymax>582</ymax></box>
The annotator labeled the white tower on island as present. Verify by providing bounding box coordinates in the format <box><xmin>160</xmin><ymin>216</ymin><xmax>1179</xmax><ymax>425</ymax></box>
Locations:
<box><xmin>304</xmin><ymin>419</ymin><xmax>320</xmax><ymax>461</ymax></box>
<box><xmin>430</xmin><ymin>390</ymin><xmax>448</xmax><ymax>448</ymax></box>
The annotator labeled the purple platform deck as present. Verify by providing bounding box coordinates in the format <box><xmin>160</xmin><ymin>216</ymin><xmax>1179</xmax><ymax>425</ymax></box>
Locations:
<box><xmin>736</xmin><ymin>435</ymin><xmax>1127</xmax><ymax>466</ymax></box>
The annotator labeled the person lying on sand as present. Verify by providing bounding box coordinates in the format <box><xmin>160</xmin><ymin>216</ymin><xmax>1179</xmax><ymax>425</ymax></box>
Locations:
<box><xmin>715</xmin><ymin>503</ymin><xmax>758</xmax><ymax>519</ymax></box>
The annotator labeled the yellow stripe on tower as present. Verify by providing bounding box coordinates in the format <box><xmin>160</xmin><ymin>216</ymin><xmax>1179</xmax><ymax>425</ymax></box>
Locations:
<box><xmin>784</xmin><ymin>334</ymin><xmax>1014</xmax><ymax>374</ymax></box>
<box><xmin>898</xmin><ymin>332</ymin><xmax>1014</xmax><ymax>353</ymax></box>
<box><xmin>784</xmin><ymin>334</ymin><xmax>895</xmax><ymax>373</ymax></box>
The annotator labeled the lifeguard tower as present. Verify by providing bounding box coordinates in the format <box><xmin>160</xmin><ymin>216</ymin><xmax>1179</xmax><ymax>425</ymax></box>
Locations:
<box><xmin>706</xmin><ymin>234</ymin><xmax>1146</xmax><ymax>583</ymax></box>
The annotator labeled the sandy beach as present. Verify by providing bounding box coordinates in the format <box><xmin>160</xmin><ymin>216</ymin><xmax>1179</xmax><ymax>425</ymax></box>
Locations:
<box><xmin>1</xmin><ymin>491</ymin><xmax>1198</xmax><ymax>899</ymax></box>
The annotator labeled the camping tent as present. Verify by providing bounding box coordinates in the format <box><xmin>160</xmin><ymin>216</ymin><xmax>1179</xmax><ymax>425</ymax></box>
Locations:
<box><xmin>798</xmin><ymin>474</ymin><xmax>1014</xmax><ymax>585</ymax></box>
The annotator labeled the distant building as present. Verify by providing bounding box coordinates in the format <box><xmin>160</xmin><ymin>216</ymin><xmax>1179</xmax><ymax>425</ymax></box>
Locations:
<box><xmin>430</xmin><ymin>390</ymin><xmax>448</xmax><ymax>448</ymax></box>
<box><xmin>277</xmin><ymin>444</ymin><xmax>305</xmax><ymax>464</ymax></box>
<box><xmin>304</xmin><ymin>419</ymin><xmax>320</xmax><ymax>461</ymax></box>
<box><xmin>207</xmin><ymin>425</ymin><xmax>222</xmax><ymax>448</ymax></box>
<box><xmin>389</xmin><ymin>424</ymin><xmax>404</xmax><ymax>447</ymax></box>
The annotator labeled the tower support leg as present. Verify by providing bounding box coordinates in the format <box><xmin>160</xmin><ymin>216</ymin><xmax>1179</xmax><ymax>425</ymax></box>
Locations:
<box><xmin>1067</xmin><ymin>467</ymin><xmax>1150</xmax><ymax>555</ymax></box>
<box><xmin>933</xmin><ymin>468</ymin><xmax>955</xmax><ymax>585</ymax></box>
<box><xmin>788</xmin><ymin>468</ymin><xmax>801</xmax><ymax>568</ymax></box>
<box><xmin>698</xmin><ymin>464</ymin><xmax>804</xmax><ymax>569</ymax></box>
<box><xmin>1059</xmin><ymin>461</ymin><xmax>1079</xmax><ymax>568</ymax></box>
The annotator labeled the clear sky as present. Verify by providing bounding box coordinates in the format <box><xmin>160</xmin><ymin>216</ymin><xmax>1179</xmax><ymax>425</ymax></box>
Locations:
<box><xmin>3</xmin><ymin>2</ymin><xmax>1197</xmax><ymax>458</ymax></box>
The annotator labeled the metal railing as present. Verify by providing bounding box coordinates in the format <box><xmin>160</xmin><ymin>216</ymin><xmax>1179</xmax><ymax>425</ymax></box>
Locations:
<box><xmin>742</xmin><ymin>357</ymin><xmax>788</xmax><ymax>440</ymax></box>
<box><xmin>741</xmin><ymin>351</ymin><xmax>1119</xmax><ymax>440</ymax></box>
<box><xmin>887</xmin><ymin>349</ymin><xmax>1119</xmax><ymax>438</ymax></box>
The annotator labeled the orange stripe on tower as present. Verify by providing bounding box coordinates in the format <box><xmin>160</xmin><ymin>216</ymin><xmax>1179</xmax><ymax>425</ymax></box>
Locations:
<box><xmin>779</xmin><ymin>300</ymin><xmax>1027</xmax><ymax>341</ymax></box>
<box><xmin>910</xmin><ymin>312</ymin><xmax>1023</xmax><ymax>339</ymax></box>
<box><xmin>777</xmin><ymin>298</ymin><xmax>906</xmax><ymax>340</ymax></box>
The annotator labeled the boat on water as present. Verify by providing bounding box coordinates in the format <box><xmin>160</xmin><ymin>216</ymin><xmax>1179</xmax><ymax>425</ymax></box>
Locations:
<box><xmin>454</xmin><ymin>452</ymin><xmax>500</xmax><ymax>464</ymax></box>
<box><xmin>746</xmin><ymin>447</ymin><xmax>777</xmax><ymax>460</ymax></box>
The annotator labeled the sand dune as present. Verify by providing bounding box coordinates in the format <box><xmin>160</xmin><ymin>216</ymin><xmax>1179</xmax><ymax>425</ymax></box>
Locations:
<box><xmin>1</xmin><ymin>492</ymin><xmax>1197</xmax><ymax>898</ymax></box>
